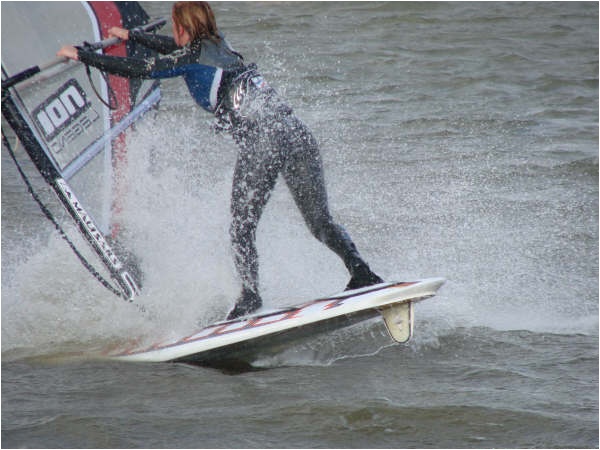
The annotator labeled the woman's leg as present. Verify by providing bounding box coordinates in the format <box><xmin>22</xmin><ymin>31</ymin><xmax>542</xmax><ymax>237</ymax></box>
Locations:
<box><xmin>280</xmin><ymin>116</ymin><xmax>383</xmax><ymax>289</ymax></box>
<box><xmin>228</xmin><ymin>126</ymin><xmax>282</xmax><ymax>318</ymax></box>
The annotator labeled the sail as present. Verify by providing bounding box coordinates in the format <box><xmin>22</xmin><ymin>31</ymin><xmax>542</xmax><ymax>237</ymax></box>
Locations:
<box><xmin>1</xmin><ymin>1</ymin><xmax>162</xmax><ymax>299</ymax></box>
<box><xmin>1</xmin><ymin>1</ymin><xmax>161</xmax><ymax>235</ymax></box>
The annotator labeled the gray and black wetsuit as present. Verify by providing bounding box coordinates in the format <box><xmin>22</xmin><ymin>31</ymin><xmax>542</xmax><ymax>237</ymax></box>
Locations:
<box><xmin>77</xmin><ymin>30</ymin><xmax>382</xmax><ymax>310</ymax></box>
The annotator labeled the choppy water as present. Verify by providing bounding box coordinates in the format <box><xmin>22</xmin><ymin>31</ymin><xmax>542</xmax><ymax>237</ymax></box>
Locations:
<box><xmin>2</xmin><ymin>2</ymin><xmax>598</xmax><ymax>448</ymax></box>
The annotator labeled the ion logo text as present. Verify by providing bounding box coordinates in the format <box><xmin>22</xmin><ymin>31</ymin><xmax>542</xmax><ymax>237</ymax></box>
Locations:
<box><xmin>33</xmin><ymin>79</ymin><xmax>99</xmax><ymax>149</ymax></box>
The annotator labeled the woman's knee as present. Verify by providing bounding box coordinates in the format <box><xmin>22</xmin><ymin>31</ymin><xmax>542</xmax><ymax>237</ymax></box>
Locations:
<box><xmin>229</xmin><ymin>216</ymin><xmax>256</xmax><ymax>245</ymax></box>
<box><xmin>304</xmin><ymin>214</ymin><xmax>337</xmax><ymax>242</ymax></box>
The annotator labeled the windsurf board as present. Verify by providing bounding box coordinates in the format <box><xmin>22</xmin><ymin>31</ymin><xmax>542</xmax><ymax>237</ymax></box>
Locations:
<box><xmin>108</xmin><ymin>277</ymin><xmax>445</xmax><ymax>370</ymax></box>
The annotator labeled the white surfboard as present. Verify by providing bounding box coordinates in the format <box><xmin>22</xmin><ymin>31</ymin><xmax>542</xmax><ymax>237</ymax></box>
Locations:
<box><xmin>108</xmin><ymin>278</ymin><xmax>445</xmax><ymax>369</ymax></box>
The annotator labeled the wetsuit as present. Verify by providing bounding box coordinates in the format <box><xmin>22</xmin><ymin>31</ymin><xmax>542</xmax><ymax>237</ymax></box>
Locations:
<box><xmin>77</xmin><ymin>30</ymin><xmax>382</xmax><ymax>318</ymax></box>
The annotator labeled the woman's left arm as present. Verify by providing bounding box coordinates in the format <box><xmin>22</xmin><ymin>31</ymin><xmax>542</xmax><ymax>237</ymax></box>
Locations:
<box><xmin>57</xmin><ymin>45</ymin><xmax>183</xmax><ymax>79</ymax></box>
<box><xmin>76</xmin><ymin>48</ymin><xmax>156</xmax><ymax>78</ymax></box>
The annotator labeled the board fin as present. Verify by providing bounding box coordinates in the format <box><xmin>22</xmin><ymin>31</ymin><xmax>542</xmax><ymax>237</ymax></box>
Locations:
<box><xmin>380</xmin><ymin>301</ymin><xmax>414</xmax><ymax>343</ymax></box>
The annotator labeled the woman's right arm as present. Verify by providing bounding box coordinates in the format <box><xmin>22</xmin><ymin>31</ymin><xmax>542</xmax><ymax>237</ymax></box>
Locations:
<box><xmin>109</xmin><ymin>26</ymin><xmax>179</xmax><ymax>54</ymax></box>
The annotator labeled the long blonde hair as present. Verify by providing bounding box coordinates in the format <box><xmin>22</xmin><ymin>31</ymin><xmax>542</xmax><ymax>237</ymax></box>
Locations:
<box><xmin>172</xmin><ymin>1</ymin><xmax>220</xmax><ymax>42</ymax></box>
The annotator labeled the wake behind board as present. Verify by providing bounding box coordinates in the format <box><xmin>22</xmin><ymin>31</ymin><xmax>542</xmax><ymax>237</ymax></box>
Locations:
<box><xmin>109</xmin><ymin>278</ymin><xmax>445</xmax><ymax>370</ymax></box>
